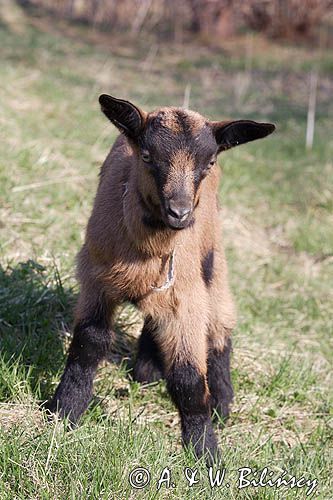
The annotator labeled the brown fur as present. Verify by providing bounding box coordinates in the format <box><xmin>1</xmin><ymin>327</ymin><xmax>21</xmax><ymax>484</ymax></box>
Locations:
<box><xmin>77</xmin><ymin>131</ymin><xmax>234</xmax><ymax>371</ymax></box>
<box><xmin>149</xmin><ymin>108</ymin><xmax>182</xmax><ymax>133</ymax></box>
<box><xmin>165</xmin><ymin>150</ymin><xmax>195</xmax><ymax>200</ymax></box>
<box><xmin>49</xmin><ymin>95</ymin><xmax>275</xmax><ymax>461</ymax></box>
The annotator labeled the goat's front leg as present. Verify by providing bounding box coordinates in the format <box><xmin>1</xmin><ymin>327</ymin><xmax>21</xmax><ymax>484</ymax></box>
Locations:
<box><xmin>207</xmin><ymin>333</ymin><xmax>233</xmax><ymax>422</ymax></box>
<box><xmin>156</xmin><ymin>296</ymin><xmax>219</xmax><ymax>463</ymax></box>
<box><xmin>47</xmin><ymin>286</ymin><xmax>114</xmax><ymax>424</ymax></box>
<box><xmin>206</xmin><ymin>246</ymin><xmax>236</xmax><ymax>422</ymax></box>
<box><xmin>167</xmin><ymin>360</ymin><xmax>218</xmax><ymax>463</ymax></box>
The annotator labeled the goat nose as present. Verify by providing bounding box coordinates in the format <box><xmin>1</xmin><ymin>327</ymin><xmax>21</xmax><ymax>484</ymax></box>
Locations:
<box><xmin>167</xmin><ymin>200</ymin><xmax>192</xmax><ymax>220</ymax></box>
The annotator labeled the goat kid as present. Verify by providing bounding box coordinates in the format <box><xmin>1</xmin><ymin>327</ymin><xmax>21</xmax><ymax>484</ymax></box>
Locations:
<box><xmin>48</xmin><ymin>94</ymin><xmax>275</xmax><ymax>463</ymax></box>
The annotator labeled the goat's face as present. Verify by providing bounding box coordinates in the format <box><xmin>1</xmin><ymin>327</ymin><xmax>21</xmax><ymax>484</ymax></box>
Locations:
<box><xmin>138</xmin><ymin>107</ymin><xmax>218</xmax><ymax>229</ymax></box>
<box><xmin>99</xmin><ymin>95</ymin><xmax>275</xmax><ymax>230</ymax></box>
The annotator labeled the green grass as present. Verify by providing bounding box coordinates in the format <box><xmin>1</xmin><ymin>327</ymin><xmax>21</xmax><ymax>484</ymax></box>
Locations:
<box><xmin>0</xmin><ymin>10</ymin><xmax>332</xmax><ymax>500</ymax></box>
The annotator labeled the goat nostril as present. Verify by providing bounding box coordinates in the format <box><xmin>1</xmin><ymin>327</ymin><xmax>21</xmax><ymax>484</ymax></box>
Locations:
<box><xmin>168</xmin><ymin>202</ymin><xmax>191</xmax><ymax>220</ymax></box>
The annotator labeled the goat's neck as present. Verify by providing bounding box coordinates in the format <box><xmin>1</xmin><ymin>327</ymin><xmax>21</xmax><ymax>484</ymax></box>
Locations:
<box><xmin>122</xmin><ymin>179</ymin><xmax>178</xmax><ymax>258</ymax></box>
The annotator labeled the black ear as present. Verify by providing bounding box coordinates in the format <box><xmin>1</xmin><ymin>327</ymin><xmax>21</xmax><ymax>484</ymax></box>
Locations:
<box><xmin>99</xmin><ymin>94</ymin><xmax>146</xmax><ymax>138</ymax></box>
<box><xmin>212</xmin><ymin>120</ymin><xmax>275</xmax><ymax>153</ymax></box>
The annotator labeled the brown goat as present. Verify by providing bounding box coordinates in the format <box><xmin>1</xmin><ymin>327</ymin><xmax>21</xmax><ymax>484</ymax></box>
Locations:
<box><xmin>48</xmin><ymin>95</ymin><xmax>275</xmax><ymax>463</ymax></box>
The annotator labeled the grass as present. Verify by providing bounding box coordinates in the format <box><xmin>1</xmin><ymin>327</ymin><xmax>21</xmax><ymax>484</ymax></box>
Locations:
<box><xmin>0</xmin><ymin>8</ymin><xmax>332</xmax><ymax>499</ymax></box>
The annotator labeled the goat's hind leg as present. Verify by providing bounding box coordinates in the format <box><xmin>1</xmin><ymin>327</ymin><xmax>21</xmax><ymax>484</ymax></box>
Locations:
<box><xmin>47</xmin><ymin>286</ymin><xmax>114</xmax><ymax>424</ymax></box>
<box><xmin>133</xmin><ymin>316</ymin><xmax>164</xmax><ymax>383</ymax></box>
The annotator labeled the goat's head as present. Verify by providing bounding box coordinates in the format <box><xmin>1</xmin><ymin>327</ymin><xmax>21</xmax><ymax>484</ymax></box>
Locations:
<box><xmin>99</xmin><ymin>94</ymin><xmax>275</xmax><ymax>230</ymax></box>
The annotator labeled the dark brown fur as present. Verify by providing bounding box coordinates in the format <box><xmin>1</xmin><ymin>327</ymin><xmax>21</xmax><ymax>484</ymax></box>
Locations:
<box><xmin>48</xmin><ymin>95</ymin><xmax>275</xmax><ymax>463</ymax></box>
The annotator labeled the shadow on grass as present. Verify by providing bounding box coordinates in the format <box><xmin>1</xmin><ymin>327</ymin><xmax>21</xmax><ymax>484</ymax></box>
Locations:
<box><xmin>0</xmin><ymin>260</ymin><xmax>139</xmax><ymax>405</ymax></box>
<box><xmin>0</xmin><ymin>260</ymin><xmax>75</xmax><ymax>401</ymax></box>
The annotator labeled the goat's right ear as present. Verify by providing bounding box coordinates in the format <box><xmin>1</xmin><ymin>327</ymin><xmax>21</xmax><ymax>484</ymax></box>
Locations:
<box><xmin>99</xmin><ymin>94</ymin><xmax>146</xmax><ymax>138</ymax></box>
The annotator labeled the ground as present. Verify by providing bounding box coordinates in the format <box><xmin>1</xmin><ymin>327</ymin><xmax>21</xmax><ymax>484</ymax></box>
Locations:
<box><xmin>0</xmin><ymin>8</ymin><xmax>332</xmax><ymax>500</ymax></box>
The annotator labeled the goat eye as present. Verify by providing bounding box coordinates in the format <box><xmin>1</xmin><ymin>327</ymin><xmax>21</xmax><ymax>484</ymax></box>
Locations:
<box><xmin>141</xmin><ymin>151</ymin><xmax>151</xmax><ymax>163</ymax></box>
<box><xmin>209</xmin><ymin>158</ymin><xmax>216</xmax><ymax>167</ymax></box>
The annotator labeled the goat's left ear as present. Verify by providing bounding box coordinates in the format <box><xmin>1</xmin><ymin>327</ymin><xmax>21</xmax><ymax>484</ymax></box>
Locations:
<box><xmin>99</xmin><ymin>94</ymin><xmax>146</xmax><ymax>139</ymax></box>
<box><xmin>211</xmin><ymin>120</ymin><xmax>275</xmax><ymax>153</ymax></box>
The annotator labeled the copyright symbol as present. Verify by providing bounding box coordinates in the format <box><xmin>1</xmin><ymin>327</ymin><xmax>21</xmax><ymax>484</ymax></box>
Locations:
<box><xmin>129</xmin><ymin>467</ymin><xmax>150</xmax><ymax>489</ymax></box>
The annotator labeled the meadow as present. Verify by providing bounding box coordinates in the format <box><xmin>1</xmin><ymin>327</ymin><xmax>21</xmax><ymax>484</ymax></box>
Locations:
<box><xmin>0</xmin><ymin>9</ymin><xmax>332</xmax><ymax>499</ymax></box>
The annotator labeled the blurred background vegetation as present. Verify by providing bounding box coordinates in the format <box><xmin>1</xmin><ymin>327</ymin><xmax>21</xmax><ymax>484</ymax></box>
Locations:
<box><xmin>12</xmin><ymin>0</ymin><xmax>333</xmax><ymax>42</ymax></box>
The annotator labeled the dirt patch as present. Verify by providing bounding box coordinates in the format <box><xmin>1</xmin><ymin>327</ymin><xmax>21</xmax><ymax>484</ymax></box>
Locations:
<box><xmin>0</xmin><ymin>402</ymin><xmax>44</xmax><ymax>431</ymax></box>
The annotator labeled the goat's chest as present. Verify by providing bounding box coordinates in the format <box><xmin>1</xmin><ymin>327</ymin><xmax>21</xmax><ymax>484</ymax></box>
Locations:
<box><xmin>102</xmin><ymin>252</ymin><xmax>177</xmax><ymax>307</ymax></box>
